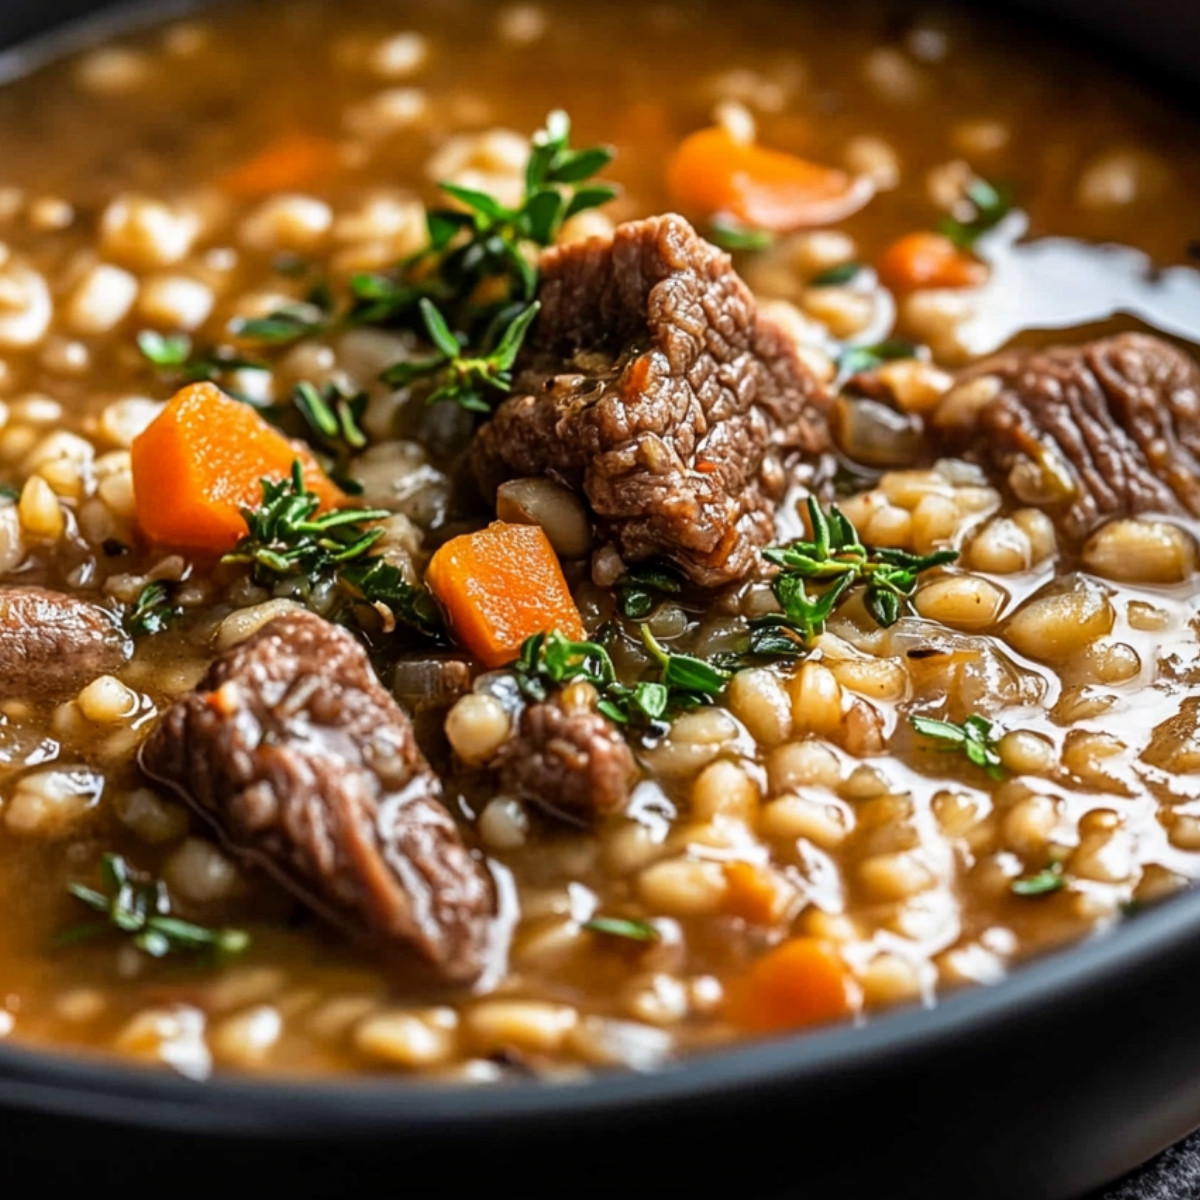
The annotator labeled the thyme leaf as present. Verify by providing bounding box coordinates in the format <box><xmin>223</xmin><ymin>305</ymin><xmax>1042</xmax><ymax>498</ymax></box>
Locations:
<box><xmin>808</xmin><ymin>261</ymin><xmax>862</xmax><ymax>287</ymax></box>
<box><xmin>1011</xmin><ymin>860</ymin><xmax>1066</xmax><ymax>897</ymax></box>
<box><xmin>57</xmin><ymin>853</ymin><xmax>249</xmax><ymax>961</ymax></box>
<box><xmin>837</xmin><ymin>338</ymin><xmax>920</xmax><ymax>378</ymax></box>
<box><xmin>910</xmin><ymin>712</ymin><xmax>1006</xmax><ymax>780</ymax></box>
<box><xmin>123</xmin><ymin>582</ymin><xmax>181</xmax><ymax>638</ymax></box>
<box><xmin>615</xmin><ymin>561</ymin><xmax>684</xmax><ymax>619</ymax></box>
<box><xmin>938</xmin><ymin>177</ymin><xmax>1013</xmax><ymax>250</ymax></box>
<box><xmin>583</xmin><ymin>916</ymin><xmax>660</xmax><ymax>943</ymax></box>
<box><xmin>707</xmin><ymin>218</ymin><xmax>774</xmax><ymax>253</ymax></box>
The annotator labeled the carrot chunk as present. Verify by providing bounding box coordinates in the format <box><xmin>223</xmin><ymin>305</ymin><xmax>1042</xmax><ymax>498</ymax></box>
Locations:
<box><xmin>726</xmin><ymin>937</ymin><xmax>861</xmax><ymax>1033</ymax></box>
<box><xmin>219</xmin><ymin>131</ymin><xmax>339</xmax><ymax>197</ymax></box>
<box><xmin>724</xmin><ymin>861</ymin><xmax>785</xmax><ymax>926</ymax></box>
<box><xmin>426</xmin><ymin>522</ymin><xmax>585</xmax><ymax>668</ymax></box>
<box><xmin>131</xmin><ymin>383</ymin><xmax>343</xmax><ymax>552</ymax></box>
<box><xmin>876</xmin><ymin>230</ymin><xmax>989</xmax><ymax>293</ymax></box>
<box><xmin>665</xmin><ymin>126</ymin><xmax>873</xmax><ymax>232</ymax></box>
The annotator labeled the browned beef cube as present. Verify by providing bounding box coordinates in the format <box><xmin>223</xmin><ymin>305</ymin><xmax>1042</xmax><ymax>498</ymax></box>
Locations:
<box><xmin>472</xmin><ymin>214</ymin><xmax>830</xmax><ymax>588</ymax></box>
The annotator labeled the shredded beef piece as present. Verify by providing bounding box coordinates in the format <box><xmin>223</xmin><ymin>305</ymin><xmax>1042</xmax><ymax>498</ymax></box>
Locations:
<box><xmin>932</xmin><ymin>333</ymin><xmax>1200</xmax><ymax>539</ymax></box>
<box><xmin>472</xmin><ymin>214</ymin><xmax>830</xmax><ymax>588</ymax></box>
<box><xmin>0</xmin><ymin>586</ymin><xmax>129</xmax><ymax>701</ymax></box>
<box><xmin>140</xmin><ymin>611</ymin><xmax>495</xmax><ymax>983</ymax></box>
<box><xmin>496</xmin><ymin>689</ymin><xmax>637</xmax><ymax>821</ymax></box>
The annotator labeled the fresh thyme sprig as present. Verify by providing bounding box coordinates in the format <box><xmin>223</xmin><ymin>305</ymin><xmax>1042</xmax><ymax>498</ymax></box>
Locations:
<box><xmin>910</xmin><ymin>712</ymin><xmax>1006</xmax><ymax>780</ymax></box>
<box><xmin>292</xmin><ymin>380</ymin><xmax>368</xmax><ymax>457</ymax></box>
<box><xmin>56</xmin><ymin>853</ymin><xmax>249</xmax><ymax>961</ymax></box>
<box><xmin>223</xmin><ymin>461</ymin><xmax>388</xmax><ymax>585</ymax></box>
<box><xmin>939</xmin><ymin>176</ymin><xmax>1013</xmax><ymax>250</ymax></box>
<box><xmin>124</xmin><ymin>582</ymin><xmax>181</xmax><ymax>637</ymax></box>
<box><xmin>380</xmin><ymin>298</ymin><xmax>541</xmax><ymax>412</ymax></box>
<box><xmin>583</xmin><ymin>916</ymin><xmax>660</xmax><ymax>943</ymax></box>
<box><xmin>510</xmin><ymin>625</ymin><xmax>728</xmax><ymax>733</ymax></box>
<box><xmin>739</xmin><ymin>496</ymin><xmax>957</xmax><ymax>661</ymax></box>
<box><xmin>837</xmin><ymin>337</ymin><xmax>920</xmax><ymax>378</ymax></box>
<box><xmin>224</xmin><ymin>463</ymin><xmax>444</xmax><ymax>640</ymax></box>
<box><xmin>809</xmin><ymin>261</ymin><xmax>863</xmax><ymax>287</ymax></box>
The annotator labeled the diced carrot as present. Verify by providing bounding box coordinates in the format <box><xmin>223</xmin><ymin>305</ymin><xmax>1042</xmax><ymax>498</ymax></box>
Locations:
<box><xmin>665</xmin><ymin>126</ymin><xmax>873</xmax><ymax>232</ymax></box>
<box><xmin>130</xmin><ymin>382</ymin><xmax>344</xmax><ymax>552</ymax></box>
<box><xmin>724</xmin><ymin>861</ymin><xmax>785</xmax><ymax>926</ymax></box>
<box><xmin>876</xmin><ymin>231</ymin><xmax>989</xmax><ymax>294</ymax></box>
<box><xmin>726</xmin><ymin>937</ymin><xmax>861</xmax><ymax>1033</ymax></box>
<box><xmin>425</xmin><ymin>521</ymin><xmax>586</xmax><ymax>668</ymax></box>
<box><xmin>219</xmin><ymin>131</ymin><xmax>339</xmax><ymax>197</ymax></box>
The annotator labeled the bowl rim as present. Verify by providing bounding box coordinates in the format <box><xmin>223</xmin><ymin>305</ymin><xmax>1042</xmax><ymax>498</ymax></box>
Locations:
<box><xmin>2</xmin><ymin>876</ymin><xmax>1199</xmax><ymax>1137</ymax></box>
<box><xmin>1</xmin><ymin>0</ymin><xmax>1199</xmax><ymax>1141</ymax></box>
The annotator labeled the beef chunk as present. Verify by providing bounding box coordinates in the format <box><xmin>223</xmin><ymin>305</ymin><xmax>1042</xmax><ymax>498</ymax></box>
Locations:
<box><xmin>472</xmin><ymin>214</ymin><xmax>830</xmax><ymax>588</ymax></box>
<box><xmin>932</xmin><ymin>333</ymin><xmax>1200</xmax><ymax>539</ymax></box>
<box><xmin>497</xmin><ymin>688</ymin><xmax>637</xmax><ymax>821</ymax></box>
<box><xmin>0</xmin><ymin>586</ymin><xmax>129</xmax><ymax>701</ymax></box>
<box><xmin>140</xmin><ymin>611</ymin><xmax>495</xmax><ymax>983</ymax></box>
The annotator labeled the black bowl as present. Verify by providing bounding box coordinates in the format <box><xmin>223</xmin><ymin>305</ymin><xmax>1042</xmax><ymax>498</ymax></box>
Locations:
<box><xmin>1</xmin><ymin>3</ymin><xmax>1199</xmax><ymax>1197</ymax></box>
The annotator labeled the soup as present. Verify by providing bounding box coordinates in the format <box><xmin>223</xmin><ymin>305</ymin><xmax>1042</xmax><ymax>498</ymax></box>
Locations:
<box><xmin>0</xmin><ymin>0</ymin><xmax>1197</xmax><ymax>1081</ymax></box>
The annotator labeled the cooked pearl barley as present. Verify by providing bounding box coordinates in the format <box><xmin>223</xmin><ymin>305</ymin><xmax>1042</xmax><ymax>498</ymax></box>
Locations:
<box><xmin>65</xmin><ymin>263</ymin><xmax>139</xmax><ymax>335</ymax></box>
<box><xmin>861</xmin><ymin>953</ymin><xmax>924</xmax><ymax>1007</ymax></box>
<box><xmin>788</xmin><ymin>661</ymin><xmax>843</xmax><ymax>738</ymax></box>
<box><xmin>967</xmin><ymin>518</ymin><xmax>1031</xmax><ymax>574</ymax></box>
<box><xmin>356</xmin><ymin>1008</ymin><xmax>458</xmax><ymax>1068</ymax></box>
<box><xmin>213</xmin><ymin>599</ymin><xmax>305</xmax><ymax>652</ymax></box>
<box><xmin>0</xmin><ymin>259</ymin><xmax>51</xmax><ymax>348</ymax></box>
<box><xmin>97</xmin><ymin>466</ymin><xmax>137</xmax><ymax>520</ymax></box>
<box><xmin>1070</xmin><ymin>810</ymin><xmax>1134</xmax><ymax>884</ymax></box>
<box><xmin>726</xmin><ymin>668</ymin><xmax>792</xmax><ymax>746</ymax></box>
<box><xmin>638</xmin><ymin>858</ymin><xmax>728</xmax><ymax>915</ymax></box>
<box><xmin>1005</xmin><ymin>583</ymin><xmax>1114</xmax><ymax>661</ymax></box>
<box><xmin>761</xmin><ymin>793</ymin><xmax>850</xmax><ymax>850</ymax></box>
<box><xmin>465</xmin><ymin>1001</ymin><xmax>577</xmax><ymax>1054</ymax></box>
<box><xmin>997</xmin><ymin>730</ymin><xmax>1055</xmax><ymax>775</ymax></box>
<box><xmin>767</xmin><ymin>740</ymin><xmax>841</xmax><ymax>793</ymax></box>
<box><xmin>240</xmin><ymin>195</ymin><xmax>333</xmax><ymax>253</ymax></box>
<box><xmin>18</xmin><ymin>476</ymin><xmax>64</xmax><ymax>539</ymax></box>
<box><xmin>691</xmin><ymin>759</ymin><xmax>759</xmax><ymax>822</ymax></box>
<box><xmin>210</xmin><ymin>1005</ymin><xmax>283</xmax><ymax>1069</ymax></box>
<box><xmin>75</xmin><ymin>47</ymin><xmax>152</xmax><ymax>94</ymax></box>
<box><xmin>899</xmin><ymin>288</ymin><xmax>977</xmax><ymax>365</ymax></box>
<box><xmin>496</xmin><ymin>4</ymin><xmax>548</xmax><ymax>43</ymax></box>
<box><xmin>5</xmin><ymin>767</ymin><xmax>103</xmax><ymax>836</ymax></box>
<box><xmin>1011</xmin><ymin>508</ymin><xmax>1056</xmax><ymax>562</ymax></box>
<box><xmin>861</xmin><ymin>47</ymin><xmax>926</xmax><ymax>104</ymax></box>
<box><xmin>345</xmin><ymin>88</ymin><xmax>429</xmax><ymax>138</ymax></box>
<box><xmin>1127</xmin><ymin>600</ymin><xmax>1170</xmax><ymax>632</ymax></box>
<box><xmin>478</xmin><ymin>796</ymin><xmax>530</xmax><ymax>850</ymax></box>
<box><xmin>789</xmin><ymin>230</ymin><xmax>857</xmax><ymax>279</ymax></box>
<box><xmin>914</xmin><ymin>575</ymin><xmax>1006</xmax><ymax>630</ymax></box>
<box><xmin>864</xmin><ymin>503</ymin><xmax>912</xmax><ymax>548</ymax></box>
<box><xmin>644</xmin><ymin>708</ymin><xmax>739</xmax><ymax>777</ymax></box>
<box><xmin>1082</xmin><ymin>519</ymin><xmax>1196</xmax><ymax>584</ymax></box>
<box><xmin>99</xmin><ymin>397</ymin><xmax>163</xmax><ymax>447</ymax></box>
<box><xmin>799</xmin><ymin>286</ymin><xmax>875</xmax><ymax>339</ymax></box>
<box><xmin>1001</xmin><ymin>794</ymin><xmax>1060</xmax><ymax>856</ymax></box>
<box><xmin>843</xmin><ymin>134</ymin><xmax>901</xmax><ymax>189</ymax></box>
<box><xmin>114</xmin><ymin>787</ymin><xmax>189</xmax><ymax>844</ymax></box>
<box><xmin>368</xmin><ymin>32</ymin><xmax>429</xmax><ymax>78</ymax></box>
<box><xmin>622</xmin><ymin>973</ymin><xmax>689</xmax><ymax>1026</ymax></box>
<box><xmin>1076</xmin><ymin>148</ymin><xmax>1168</xmax><ymax>209</ymax></box>
<box><xmin>77</xmin><ymin>675</ymin><xmax>138</xmax><ymax>723</ymax></box>
<box><xmin>163</xmin><ymin>837</ymin><xmax>241</xmax><ymax>904</ymax></box>
<box><xmin>138</xmin><ymin>274</ymin><xmax>214</xmax><ymax>330</ymax></box>
<box><xmin>0</xmin><ymin>505</ymin><xmax>26</xmax><ymax>574</ymax></box>
<box><xmin>445</xmin><ymin>693</ymin><xmax>511</xmax><ymax>765</ymax></box>
<box><xmin>114</xmin><ymin>1006</ymin><xmax>210</xmax><ymax>1079</ymax></box>
<box><xmin>100</xmin><ymin>196</ymin><xmax>200</xmax><ymax>269</ymax></box>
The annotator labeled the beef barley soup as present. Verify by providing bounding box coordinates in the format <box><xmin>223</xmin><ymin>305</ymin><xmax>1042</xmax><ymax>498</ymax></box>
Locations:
<box><xmin>0</xmin><ymin>0</ymin><xmax>1197</xmax><ymax>1081</ymax></box>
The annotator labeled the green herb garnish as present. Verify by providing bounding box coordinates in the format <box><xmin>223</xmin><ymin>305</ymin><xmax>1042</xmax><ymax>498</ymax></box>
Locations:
<box><xmin>1011</xmin><ymin>860</ymin><xmax>1066</xmax><ymax>897</ymax></box>
<box><xmin>808</xmin><ymin>261</ymin><xmax>862</xmax><ymax>287</ymax></box>
<box><xmin>939</xmin><ymin>177</ymin><xmax>1013</xmax><ymax>250</ymax></box>
<box><xmin>340</xmin><ymin>557</ymin><xmax>445</xmax><ymax>640</ymax></box>
<box><xmin>380</xmin><ymin>298</ymin><xmax>540</xmax><ymax>412</ymax></box>
<box><xmin>292</xmin><ymin>381</ymin><xmax>368</xmax><ymax>456</ymax></box>
<box><xmin>124</xmin><ymin>581</ymin><xmax>182</xmax><ymax>637</ymax></box>
<box><xmin>0</xmin><ymin>483</ymin><xmax>19</xmax><ymax>501</ymax></box>
<box><xmin>615</xmin><ymin>561</ymin><xmax>684</xmax><ymax>620</ymax></box>
<box><xmin>229</xmin><ymin>301</ymin><xmax>330</xmax><ymax>345</ymax></box>
<box><xmin>837</xmin><ymin>338</ymin><xmax>920</xmax><ymax>378</ymax></box>
<box><xmin>511</xmin><ymin>625</ymin><xmax>728</xmax><ymax>733</ymax></box>
<box><xmin>57</xmin><ymin>853</ymin><xmax>249</xmax><ymax>961</ymax></box>
<box><xmin>137</xmin><ymin>330</ymin><xmax>268</xmax><ymax>392</ymax></box>
<box><xmin>910</xmin><ymin>713</ymin><xmax>1005</xmax><ymax>780</ymax></box>
<box><xmin>223</xmin><ymin>461</ymin><xmax>388</xmax><ymax>585</ymax></box>
<box><xmin>708</xmin><ymin>218</ymin><xmax>774</xmax><ymax>253</ymax></box>
<box><xmin>583</xmin><ymin>916</ymin><xmax>660</xmax><ymax>942</ymax></box>
<box><xmin>744</xmin><ymin>496</ymin><xmax>957</xmax><ymax>656</ymax></box>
